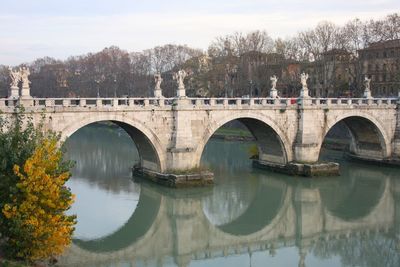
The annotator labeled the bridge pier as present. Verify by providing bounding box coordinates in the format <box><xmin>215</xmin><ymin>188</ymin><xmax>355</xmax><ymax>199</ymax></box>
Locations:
<box><xmin>254</xmin><ymin>100</ymin><xmax>340</xmax><ymax>177</ymax></box>
<box><xmin>391</xmin><ymin>99</ymin><xmax>400</xmax><ymax>161</ymax></box>
<box><xmin>133</xmin><ymin>97</ymin><xmax>214</xmax><ymax>187</ymax></box>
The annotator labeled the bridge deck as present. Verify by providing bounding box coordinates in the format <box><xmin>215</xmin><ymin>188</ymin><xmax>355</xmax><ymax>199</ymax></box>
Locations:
<box><xmin>0</xmin><ymin>97</ymin><xmax>397</xmax><ymax>111</ymax></box>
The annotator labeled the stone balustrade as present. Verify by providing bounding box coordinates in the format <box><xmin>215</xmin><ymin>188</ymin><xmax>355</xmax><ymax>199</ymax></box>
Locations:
<box><xmin>1</xmin><ymin>97</ymin><xmax>397</xmax><ymax>111</ymax></box>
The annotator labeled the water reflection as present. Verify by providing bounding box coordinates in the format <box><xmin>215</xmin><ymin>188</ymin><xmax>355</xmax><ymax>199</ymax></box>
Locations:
<box><xmin>65</xmin><ymin>123</ymin><xmax>141</xmax><ymax>240</ymax></box>
<box><xmin>65</xmin><ymin>123</ymin><xmax>140</xmax><ymax>193</ymax></box>
<box><xmin>59</xmin><ymin>125</ymin><xmax>400</xmax><ymax>267</ymax></box>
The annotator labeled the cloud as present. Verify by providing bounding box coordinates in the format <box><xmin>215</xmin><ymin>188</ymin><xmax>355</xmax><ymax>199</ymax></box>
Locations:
<box><xmin>0</xmin><ymin>2</ymin><xmax>398</xmax><ymax>65</ymax></box>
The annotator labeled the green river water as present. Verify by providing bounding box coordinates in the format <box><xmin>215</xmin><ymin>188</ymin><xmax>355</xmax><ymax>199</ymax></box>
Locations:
<box><xmin>58</xmin><ymin>123</ymin><xmax>400</xmax><ymax>267</ymax></box>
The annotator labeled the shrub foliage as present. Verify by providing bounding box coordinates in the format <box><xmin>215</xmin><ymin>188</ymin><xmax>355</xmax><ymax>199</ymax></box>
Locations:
<box><xmin>0</xmin><ymin>108</ymin><xmax>75</xmax><ymax>261</ymax></box>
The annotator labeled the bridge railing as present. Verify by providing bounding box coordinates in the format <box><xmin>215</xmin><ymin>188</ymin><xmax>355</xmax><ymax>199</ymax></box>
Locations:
<box><xmin>0</xmin><ymin>97</ymin><xmax>398</xmax><ymax>110</ymax></box>
<box><xmin>26</xmin><ymin>97</ymin><xmax>177</xmax><ymax>108</ymax></box>
<box><xmin>0</xmin><ymin>98</ymin><xmax>19</xmax><ymax>107</ymax></box>
<box><xmin>311</xmin><ymin>98</ymin><xmax>398</xmax><ymax>106</ymax></box>
<box><xmin>188</xmin><ymin>97</ymin><xmax>296</xmax><ymax>107</ymax></box>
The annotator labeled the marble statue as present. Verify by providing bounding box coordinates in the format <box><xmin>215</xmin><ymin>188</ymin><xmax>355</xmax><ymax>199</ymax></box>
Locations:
<box><xmin>154</xmin><ymin>73</ymin><xmax>163</xmax><ymax>90</ymax></box>
<box><xmin>364</xmin><ymin>75</ymin><xmax>371</xmax><ymax>91</ymax></box>
<box><xmin>300</xmin><ymin>72</ymin><xmax>309</xmax><ymax>89</ymax></box>
<box><xmin>363</xmin><ymin>75</ymin><xmax>372</xmax><ymax>98</ymax></box>
<box><xmin>270</xmin><ymin>75</ymin><xmax>278</xmax><ymax>90</ymax></box>
<box><xmin>8</xmin><ymin>67</ymin><xmax>21</xmax><ymax>88</ymax></box>
<box><xmin>154</xmin><ymin>73</ymin><xmax>163</xmax><ymax>98</ymax></box>
<box><xmin>20</xmin><ymin>66</ymin><xmax>31</xmax><ymax>88</ymax></box>
<box><xmin>173</xmin><ymin>70</ymin><xmax>187</xmax><ymax>89</ymax></box>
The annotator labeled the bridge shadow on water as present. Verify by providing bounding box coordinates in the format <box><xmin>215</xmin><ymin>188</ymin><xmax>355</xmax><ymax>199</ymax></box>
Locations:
<box><xmin>60</xmin><ymin>124</ymin><xmax>400</xmax><ymax>267</ymax></box>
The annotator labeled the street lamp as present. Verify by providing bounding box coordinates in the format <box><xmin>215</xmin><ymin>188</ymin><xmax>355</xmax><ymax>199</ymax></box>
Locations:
<box><xmin>113</xmin><ymin>78</ymin><xmax>117</xmax><ymax>98</ymax></box>
<box><xmin>95</xmin><ymin>74</ymin><xmax>105</xmax><ymax>98</ymax></box>
<box><xmin>95</xmin><ymin>80</ymin><xmax>100</xmax><ymax>98</ymax></box>
<box><xmin>249</xmin><ymin>80</ymin><xmax>253</xmax><ymax>98</ymax></box>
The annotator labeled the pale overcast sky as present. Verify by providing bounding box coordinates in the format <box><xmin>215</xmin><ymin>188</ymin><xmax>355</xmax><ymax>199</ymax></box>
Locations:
<box><xmin>0</xmin><ymin>0</ymin><xmax>399</xmax><ymax>65</ymax></box>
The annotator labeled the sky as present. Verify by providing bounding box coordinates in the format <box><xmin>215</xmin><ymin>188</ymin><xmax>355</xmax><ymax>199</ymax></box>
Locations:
<box><xmin>0</xmin><ymin>0</ymin><xmax>399</xmax><ymax>65</ymax></box>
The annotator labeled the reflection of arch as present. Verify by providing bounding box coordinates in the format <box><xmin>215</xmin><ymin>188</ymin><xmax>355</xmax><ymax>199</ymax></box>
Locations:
<box><xmin>218</xmin><ymin>182</ymin><xmax>287</xmax><ymax>235</ymax></box>
<box><xmin>320</xmin><ymin>112</ymin><xmax>390</xmax><ymax>159</ymax></box>
<box><xmin>320</xmin><ymin>175</ymin><xmax>386</xmax><ymax>221</ymax></box>
<box><xmin>195</xmin><ymin>112</ymin><xmax>292</xmax><ymax>166</ymax></box>
<box><xmin>203</xmin><ymin>179</ymin><xmax>290</xmax><ymax>237</ymax></box>
<box><xmin>73</xmin><ymin>187</ymin><xmax>161</xmax><ymax>252</ymax></box>
<box><xmin>322</xmin><ymin>177</ymin><xmax>392</xmax><ymax>232</ymax></box>
<box><xmin>61</xmin><ymin>114</ymin><xmax>165</xmax><ymax>171</ymax></box>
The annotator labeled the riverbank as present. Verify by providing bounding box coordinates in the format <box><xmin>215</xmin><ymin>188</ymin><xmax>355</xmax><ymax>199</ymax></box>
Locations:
<box><xmin>211</xmin><ymin>128</ymin><xmax>349</xmax><ymax>152</ymax></box>
<box><xmin>210</xmin><ymin>127</ymin><xmax>255</xmax><ymax>141</ymax></box>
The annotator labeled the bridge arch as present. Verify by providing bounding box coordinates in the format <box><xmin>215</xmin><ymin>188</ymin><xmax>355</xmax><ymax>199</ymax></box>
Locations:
<box><xmin>195</xmin><ymin>112</ymin><xmax>293</xmax><ymax>167</ymax></box>
<box><xmin>61</xmin><ymin>114</ymin><xmax>166</xmax><ymax>172</ymax></box>
<box><xmin>320</xmin><ymin>111</ymin><xmax>391</xmax><ymax>160</ymax></box>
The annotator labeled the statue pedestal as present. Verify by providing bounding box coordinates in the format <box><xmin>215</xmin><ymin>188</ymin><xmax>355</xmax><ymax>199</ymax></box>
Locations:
<box><xmin>363</xmin><ymin>90</ymin><xmax>372</xmax><ymax>98</ymax></box>
<box><xmin>270</xmin><ymin>88</ymin><xmax>278</xmax><ymax>98</ymax></box>
<box><xmin>19</xmin><ymin>86</ymin><xmax>33</xmax><ymax>106</ymax></box>
<box><xmin>8</xmin><ymin>86</ymin><xmax>19</xmax><ymax>99</ymax></box>
<box><xmin>154</xmin><ymin>89</ymin><xmax>162</xmax><ymax>98</ymax></box>
<box><xmin>300</xmin><ymin>87</ymin><xmax>310</xmax><ymax>98</ymax></box>
<box><xmin>21</xmin><ymin>86</ymin><xmax>31</xmax><ymax>98</ymax></box>
<box><xmin>176</xmin><ymin>86</ymin><xmax>186</xmax><ymax>98</ymax></box>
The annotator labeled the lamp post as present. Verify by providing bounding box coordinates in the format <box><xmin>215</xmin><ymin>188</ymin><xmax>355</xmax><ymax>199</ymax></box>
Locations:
<box><xmin>95</xmin><ymin>74</ymin><xmax>105</xmax><ymax>98</ymax></box>
<box><xmin>113</xmin><ymin>78</ymin><xmax>117</xmax><ymax>98</ymax></box>
<box><xmin>95</xmin><ymin>80</ymin><xmax>100</xmax><ymax>98</ymax></box>
<box><xmin>249</xmin><ymin>80</ymin><xmax>253</xmax><ymax>98</ymax></box>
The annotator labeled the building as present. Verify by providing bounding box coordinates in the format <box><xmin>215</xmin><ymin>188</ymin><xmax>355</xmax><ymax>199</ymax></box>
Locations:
<box><xmin>358</xmin><ymin>39</ymin><xmax>400</xmax><ymax>97</ymax></box>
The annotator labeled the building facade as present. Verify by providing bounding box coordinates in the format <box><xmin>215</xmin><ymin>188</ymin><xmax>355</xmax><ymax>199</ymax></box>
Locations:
<box><xmin>358</xmin><ymin>39</ymin><xmax>400</xmax><ymax>97</ymax></box>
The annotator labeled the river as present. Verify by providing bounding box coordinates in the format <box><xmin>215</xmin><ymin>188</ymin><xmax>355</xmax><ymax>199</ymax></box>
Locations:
<box><xmin>58</xmin><ymin>123</ymin><xmax>400</xmax><ymax>267</ymax></box>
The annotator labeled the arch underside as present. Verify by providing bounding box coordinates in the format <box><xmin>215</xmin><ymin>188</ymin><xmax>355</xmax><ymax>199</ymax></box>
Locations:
<box><xmin>332</xmin><ymin>117</ymin><xmax>386</xmax><ymax>160</ymax></box>
<box><xmin>63</xmin><ymin>117</ymin><xmax>163</xmax><ymax>172</ymax></box>
<box><xmin>238</xmin><ymin>118</ymin><xmax>287</xmax><ymax>164</ymax></box>
<box><xmin>113</xmin><ymin>121</ymin><xmax>160</xmax><ymax>172</ymax></box>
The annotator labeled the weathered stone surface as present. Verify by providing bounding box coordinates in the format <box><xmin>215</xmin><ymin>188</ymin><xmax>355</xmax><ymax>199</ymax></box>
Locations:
<box><xmin>0</xmin><ymin>95</ymin><xmax>398</xmax><ymax>186</ymax></box>
<box><xmin>132</xmin><ymin>166</ymin><xmax>214</xmax><ymax>188</ymax></box>
<box><xmin>253</xmin><ymin>160</ymin><xmax>340</xmax><ymax>177</ymax></box>
<box><xmin>303</xmin><ymin>162</ymin><xmax>340</xmax><ymax>177</ymax></box>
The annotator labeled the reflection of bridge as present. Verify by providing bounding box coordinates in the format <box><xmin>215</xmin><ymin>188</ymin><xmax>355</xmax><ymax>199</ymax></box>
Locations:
<box><xmin>58</xmin><ymin>172</ymin><xmax>400</xmax><ymax>267</ymax></box>
<box><xmin>1</xmin><ymin>96</ymin><xmax>400</xmax><ymax>184</ymax></box>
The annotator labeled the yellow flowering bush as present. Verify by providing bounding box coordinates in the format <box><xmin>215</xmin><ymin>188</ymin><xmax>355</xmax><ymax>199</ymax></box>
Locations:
<box><xmin>2</xmin><ymin>137</ymin><xmax>76</xmax><ymax>261</ymax></box>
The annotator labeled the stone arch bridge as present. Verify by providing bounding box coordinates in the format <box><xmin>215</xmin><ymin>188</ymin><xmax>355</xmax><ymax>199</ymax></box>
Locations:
<box><xmin>1</xmin><ymin>96</ymin><xmax>400</xmax><ymax>185</ymax></box>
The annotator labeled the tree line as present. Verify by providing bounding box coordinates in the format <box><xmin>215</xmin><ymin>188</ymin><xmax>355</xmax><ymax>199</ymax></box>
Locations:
<box><xmin>0</xmin><ymin>13</ymin><xmax>398</xmax><ymax>98</ymax></box>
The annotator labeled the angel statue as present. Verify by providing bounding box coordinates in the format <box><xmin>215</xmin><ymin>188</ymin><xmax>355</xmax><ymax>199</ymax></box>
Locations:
<box><xmin>20</xmin><ymin>66</ymin><xmax>31</xmax><ymax>88</ymax></box>
<box><xmin>364</xmin><ymin>75</ymin><xmax>371</xmax><ymax>91</ymax></box>
<box><xmin>173</xmin><ymin>70</ymin><xmax>187</xmax><ymax>89</ymax></box>
<box><xmin>300</xmin><ymin>72</ymin><xmax>309</xmax><ymax>89</ymax></box>
<box><xmin>8</xmin><ymin>67</ymin><xmax>21</xmax><ymax>88</ymax></box>
<box><xmin>154</xmin><ymin>73</ymin><xmax>163</xmax><ymax>90</ymax></box>
<box><xmin>270</xmin><ymin>75</ymin><xmax>278</xmax><ymax>90</ymax></box>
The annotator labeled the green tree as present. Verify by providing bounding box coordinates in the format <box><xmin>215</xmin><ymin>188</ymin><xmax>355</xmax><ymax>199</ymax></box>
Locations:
<box><xmin>0</xmin><ymin>108</ymin><xmax>75</xmax><ymax>262</ymax></box>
